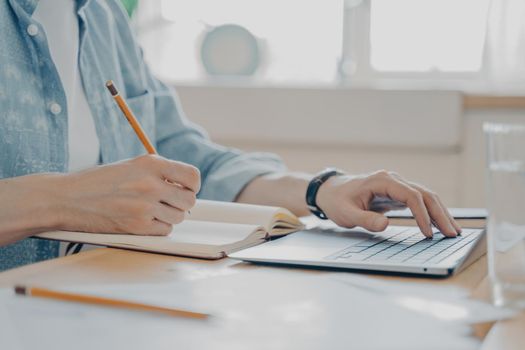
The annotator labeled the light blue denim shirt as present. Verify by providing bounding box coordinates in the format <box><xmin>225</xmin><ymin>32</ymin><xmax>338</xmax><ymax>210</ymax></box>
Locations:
<box><xmin>0</xmin><ymin>0</ymin><xmax>285</xmax><ymax>271</ymax></box>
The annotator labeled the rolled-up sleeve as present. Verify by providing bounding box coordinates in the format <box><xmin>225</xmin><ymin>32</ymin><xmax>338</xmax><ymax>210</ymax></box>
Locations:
<box><xmin>148</xmin><ymin>78</ymin><xmax>286</xmax><ymax>202</ymax></box>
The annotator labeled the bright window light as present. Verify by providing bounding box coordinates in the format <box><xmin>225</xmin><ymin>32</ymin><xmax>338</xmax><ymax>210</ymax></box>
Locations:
<box><xmin>144</xmin><ymin>0</ymin><xmax>343</xmax><ymax>84</ymax></box>
<box><xmin>370</xmin><ymin>0</ymin><xmax>490</xmax><ymax>72</ymax></box>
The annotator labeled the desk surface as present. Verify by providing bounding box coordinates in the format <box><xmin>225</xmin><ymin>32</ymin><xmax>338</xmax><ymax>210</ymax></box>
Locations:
<box><xmin>0</xmin><ymin>248</ymin><xmax>523</xmax><ymax>349</ymax></box>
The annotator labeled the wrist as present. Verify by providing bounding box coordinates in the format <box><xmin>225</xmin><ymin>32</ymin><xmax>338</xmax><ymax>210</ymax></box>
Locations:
<box><xmin>305</xmin><ymin>168</ymin><xmax>344</xmax><ymax>219</ymax></box>
<box><xmin>0</xmin><ymin>173</ymin><xmax>67</xmax><ymax>245</ymax></box>
<box><xmin>24</xmin><ymin>173</ymin><xmax>69</xmax><ymax>231</ymax></box>
<box><xmin>41</xmin><ymin>173</ymin><xmax>74</xmax><ymax>230</ymax></box>
<box><xmin>315</xmin><ymin>175</ymin><xmax>338</xmax><ymax>213</ymax></box>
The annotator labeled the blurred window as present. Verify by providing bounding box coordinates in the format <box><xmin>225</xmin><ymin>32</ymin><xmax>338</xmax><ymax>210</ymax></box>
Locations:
<box><xmin>369</xmin><ymin>0</ymin><xmax>490</xmax><ymax>72</ymax></box>
<box><xmin>134</xmin><ymin>0</ymin><xmax>491</xmax><ymax>85</ymax></box>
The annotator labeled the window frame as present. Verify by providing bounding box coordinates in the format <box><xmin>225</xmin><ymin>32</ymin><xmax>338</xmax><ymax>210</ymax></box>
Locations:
<box><xmin>339</xmin><ymin>0</ymin><xmax>490</xmax><ymax>85</ymax></box>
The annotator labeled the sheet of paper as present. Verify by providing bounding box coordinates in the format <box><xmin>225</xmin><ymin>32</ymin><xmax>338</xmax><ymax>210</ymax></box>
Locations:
<box><xmin>331</xmin><ymin>273</ymin><xmax>517</xmax><ymax>324</ymax></box>
<box><xmin>188</xmin><ymin>199</ymin><xmax>280</xmax><ymax>227</ymax></box>
<box><xmin>0</xmin><ymin>270</ymin><xmax>480</xmax><ymax>350</ymax></box>
<box><xmin>0</xmin><ymin>291</ymin><xmax>24</xmax><ymax>349</ymax></box>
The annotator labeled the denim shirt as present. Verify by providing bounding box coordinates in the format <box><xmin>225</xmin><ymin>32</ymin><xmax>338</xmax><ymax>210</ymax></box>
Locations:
<box><xmin>0</xmin><ymin>0</ymin><xmax>285</xmax><ymax>271</ymax></box>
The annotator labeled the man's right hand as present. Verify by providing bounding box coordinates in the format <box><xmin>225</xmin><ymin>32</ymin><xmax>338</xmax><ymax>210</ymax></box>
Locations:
<box><xmin>52</xmin><ymin>155</ymin><xmax>200</xmax><ymax>236</ymax></box>
<box><xmin>0</xmin><ymin>155</ymin><xmax>200</xmax><ymax>246</ymax></box>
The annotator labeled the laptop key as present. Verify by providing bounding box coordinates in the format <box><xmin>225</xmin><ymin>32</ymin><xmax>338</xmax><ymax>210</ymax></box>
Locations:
<box><xmin>343</xmin><ymin>246</ymin><xmax>369</xmax><ymax>253</ymax></box>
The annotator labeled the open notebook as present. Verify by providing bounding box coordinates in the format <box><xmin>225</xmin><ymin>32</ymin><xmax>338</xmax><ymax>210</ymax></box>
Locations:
<box><xmin>36</xmin><ymin>200</ymin><xmax>304</xmax><ymax>259</ymax></box>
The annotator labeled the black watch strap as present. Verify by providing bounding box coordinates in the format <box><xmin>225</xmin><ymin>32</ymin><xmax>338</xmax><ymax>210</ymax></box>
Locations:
<box><xmin>306</xmin><ymin>168</ymin><xmax>343</xmax><ymax>219</ymax></box>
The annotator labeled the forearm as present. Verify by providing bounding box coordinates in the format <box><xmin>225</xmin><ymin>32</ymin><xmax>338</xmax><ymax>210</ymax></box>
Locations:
<box><xmin>235</xmin><ymin>172</ymin><xmax>312</xmax><ymax>216</ymax></box>
<box><xmin>0</xmin><ymin>174</ymin><xmax>61</xmax><ymax>246</ymax></box>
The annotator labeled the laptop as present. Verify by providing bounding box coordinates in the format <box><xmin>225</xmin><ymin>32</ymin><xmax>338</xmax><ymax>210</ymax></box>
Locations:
<box><xmin>229</xmin><ymin>222</ymin><xmax>486</xmax><ymax>277</ymax></box>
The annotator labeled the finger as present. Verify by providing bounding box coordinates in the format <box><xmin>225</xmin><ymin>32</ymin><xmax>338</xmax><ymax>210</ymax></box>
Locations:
<box><xmin>367</xmin><ymin>175</ymin><xmax>433</xmax><ymax>237</ymax></box>
<box><xmin>436</xmin><ymin>196</ymin><xmax>462</xmax><ymax>235</ymax></box>
<box><xmin>403</xmin><ymin>181</ymin><xmax>462</xmax><ymax>236</ymax></box>
<box><xmin>160</xmin><ymin>182</ymin><xmax>197</xmax><ymax>211</ymax></box>
<box><xmin>388</xmin><ymin>174</ymin><xmax>452</xmax><ymax>237</ymax></box>
<box><xmin>153</xmin><ymin>203</ymin><xmax>186</xmax><ymax>226</ymax></box>
<box><xmin>145</xmin><ymin>219</ymin><xmax>173</xmax><ymax>236</ymax></box>
<box><xmin>369</xmin><ymin>195</ymin><xmax>407</xmax><ymax>213</ymax></box>
<box><xmin>398</xmin><ymin>182</ymin><xmax>457</xmax><ymax>237</ymax></box>
<box><xmin>159</xmin><ymin>160</ymin><xmax>201</xmax><ymax>193</ymax></box>
<box><xmin>420</xmin><ymin>191</ymin><xmax>457</xmax><ymax>237</ymax></box>
<box><xmin>347</xmin><ymin>208</ymin><xmax>389</xmax><ymax>232</ymax></box>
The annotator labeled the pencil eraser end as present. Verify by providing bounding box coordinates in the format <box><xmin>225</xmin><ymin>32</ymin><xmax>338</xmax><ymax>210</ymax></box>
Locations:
<box><xmin>105</xmin><ymin>80</ymin><xmax>118</xmax><ymax>96</ymax></box>
<box><xmin>14</xmin><ymin>285</ymin><xmax>27</xmax><ymax>295</ymax></box>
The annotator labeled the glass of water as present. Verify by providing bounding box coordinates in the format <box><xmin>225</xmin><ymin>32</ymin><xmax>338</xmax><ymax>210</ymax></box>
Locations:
<box><xmin>484</xmin><ymin>123</ymin><xmax>525</xmax><ymax>309</ymax></box>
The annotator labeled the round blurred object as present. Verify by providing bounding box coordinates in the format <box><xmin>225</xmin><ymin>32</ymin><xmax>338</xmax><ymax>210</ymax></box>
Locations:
<box><xmin>200</xmin><ymin>24</ymin><xmax>260</xmax><ymax>76</ymax></box>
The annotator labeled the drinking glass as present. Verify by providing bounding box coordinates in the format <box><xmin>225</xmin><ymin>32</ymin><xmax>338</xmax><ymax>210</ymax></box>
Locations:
<box><xmin>484</xmin><ymin>123</ymin><xmax>525</xmax><ymax>309</ymax></box>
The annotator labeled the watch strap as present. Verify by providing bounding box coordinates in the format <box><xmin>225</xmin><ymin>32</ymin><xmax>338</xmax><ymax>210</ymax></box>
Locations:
<box><xmin>305</xmin><ymin>168</ymin><xmax>343</xmax><ymax>219</ymax></box>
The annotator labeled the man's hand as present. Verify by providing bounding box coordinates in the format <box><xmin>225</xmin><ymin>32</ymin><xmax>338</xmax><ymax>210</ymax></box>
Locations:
<box><xmin>0</xmin><ymin>155</ymin><xmax>201</xmax><ymax>246</ymax></box>
<box><xmin>316</xmin><ymin>170</ymin><xmax>461</xmax><ymax>238</ymax></box>
<box><xmin>53</xmin><ymin>155</ymin><xmax>201</xmax><ymax>236</ymax></box>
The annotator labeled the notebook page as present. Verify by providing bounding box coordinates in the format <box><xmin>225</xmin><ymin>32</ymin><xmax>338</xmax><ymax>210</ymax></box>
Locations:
<box><xmin>188</xmin><ymin>200</ymin><xmax>282</xmax><ymax>228</ymax></box>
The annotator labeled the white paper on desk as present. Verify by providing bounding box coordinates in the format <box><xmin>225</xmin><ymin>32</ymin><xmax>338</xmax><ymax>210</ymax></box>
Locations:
<box><xmin>0</xmin><ymin>292</ymin><xmax>24</xmax><ymax>349</ymax></box>
<box><xmin>0</xmin><ymin>269</ymin><xmax>480</xmax><ymax>350</ymax></box>
<box><xmin>331</xmin><ymin>272</ymin><xmax>471</xmax><ymax>299</ymax></box>
<box><xmin>331</xmin><ymin>273</ymin><xmax>517</xmax><ymax>324</ymax></box>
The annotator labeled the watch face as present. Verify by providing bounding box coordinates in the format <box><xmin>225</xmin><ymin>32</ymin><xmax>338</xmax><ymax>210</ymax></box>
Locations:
<box><xmin>200</xmin><ymin>24</ymin><xmax>260</xmax><ymax>76</ymax></box>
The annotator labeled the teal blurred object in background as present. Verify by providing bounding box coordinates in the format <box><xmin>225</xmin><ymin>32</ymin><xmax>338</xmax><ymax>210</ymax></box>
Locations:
<box><xmin>200</xmin><ymin>24</ymin><xmax>261</xmax><ymax>77</ymax></box>
<box><xmin>120</xmin><ymin>0</ymin><xmax>138</xmax><ymax>17</ymax></box>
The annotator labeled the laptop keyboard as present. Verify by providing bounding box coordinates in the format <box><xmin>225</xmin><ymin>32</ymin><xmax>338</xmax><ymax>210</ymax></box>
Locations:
<box><xmin>327</xmin><ymin>228</ymin><xmax>480</xmax><ymax>265</ymax></box>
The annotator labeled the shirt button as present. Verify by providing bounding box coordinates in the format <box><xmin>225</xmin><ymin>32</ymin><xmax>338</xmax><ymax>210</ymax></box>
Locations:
<box><xmin>27</xmin><ymin>24</ymin><xmax>39</xmax><ymax>36</ymax></box>
<box><xmin>49</xmin><ymin>102</ymin><xmax>62</xmax><ymax>115</ymax></box>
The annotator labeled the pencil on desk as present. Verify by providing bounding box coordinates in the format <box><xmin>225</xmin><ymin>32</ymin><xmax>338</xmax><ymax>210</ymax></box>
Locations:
<box><xmin>14</xmin><ymin>285</ymin><xmax>209</xmax><ymax>320</ymax></box>
<box><xmin>105</xmin><ymin>80</ymin><xmax>157</xmax><ymax>155</ymax></box>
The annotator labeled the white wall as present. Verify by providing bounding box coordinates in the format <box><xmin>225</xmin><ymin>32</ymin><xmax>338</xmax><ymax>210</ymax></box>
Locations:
<box><xmin>175</xmin><ymin>85</ymin><xmax>525</xmax><ymax>208</ymax></box>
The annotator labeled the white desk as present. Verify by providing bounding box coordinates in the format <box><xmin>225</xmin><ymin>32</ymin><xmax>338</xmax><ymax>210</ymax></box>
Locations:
<box><xmin>0</xmin><ymin>247</ymin><xmax>523</xmax><ymax>349</ymax></box>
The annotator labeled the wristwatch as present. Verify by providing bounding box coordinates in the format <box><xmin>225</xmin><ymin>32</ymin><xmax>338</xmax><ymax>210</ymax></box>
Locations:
<box><xmin>306</xmin><ymin>168</ymin><xmax>344</xmax><ymax>219</ymax></box>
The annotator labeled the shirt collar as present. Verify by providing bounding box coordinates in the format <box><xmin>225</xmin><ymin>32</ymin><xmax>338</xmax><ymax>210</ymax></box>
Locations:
<box><xmin>9</xmin><ymin>0</ymin><xmax>39</xmax><ymax>16</ymax></box>
<box><xmin>9</xmin><ymin>0</ymin><xmax>95</xmax><ymax>17</ymax></box>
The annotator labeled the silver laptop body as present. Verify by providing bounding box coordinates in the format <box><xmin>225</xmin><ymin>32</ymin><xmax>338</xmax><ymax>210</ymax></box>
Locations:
<box><xmin>229</xmin><ymin>223</ymin><xmax>486</xmax><ymax>277</ymax></box>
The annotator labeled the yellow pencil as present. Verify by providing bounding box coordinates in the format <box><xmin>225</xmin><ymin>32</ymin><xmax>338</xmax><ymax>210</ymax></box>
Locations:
<box><xmin>15</xmin><ymin>285</ymin><xmax>209</xmax><ymax>320</ymax></box>
<box><xmin>105</xmin><ymin>80</ymin><xmax>157</xmax><ymax>155</ymax></box>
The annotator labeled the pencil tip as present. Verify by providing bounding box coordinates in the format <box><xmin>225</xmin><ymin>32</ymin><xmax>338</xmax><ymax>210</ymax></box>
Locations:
<box><xmin>14</xmin><ymin>285</ymin><xmax>27</xmax><ymax>295</ymax></box>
